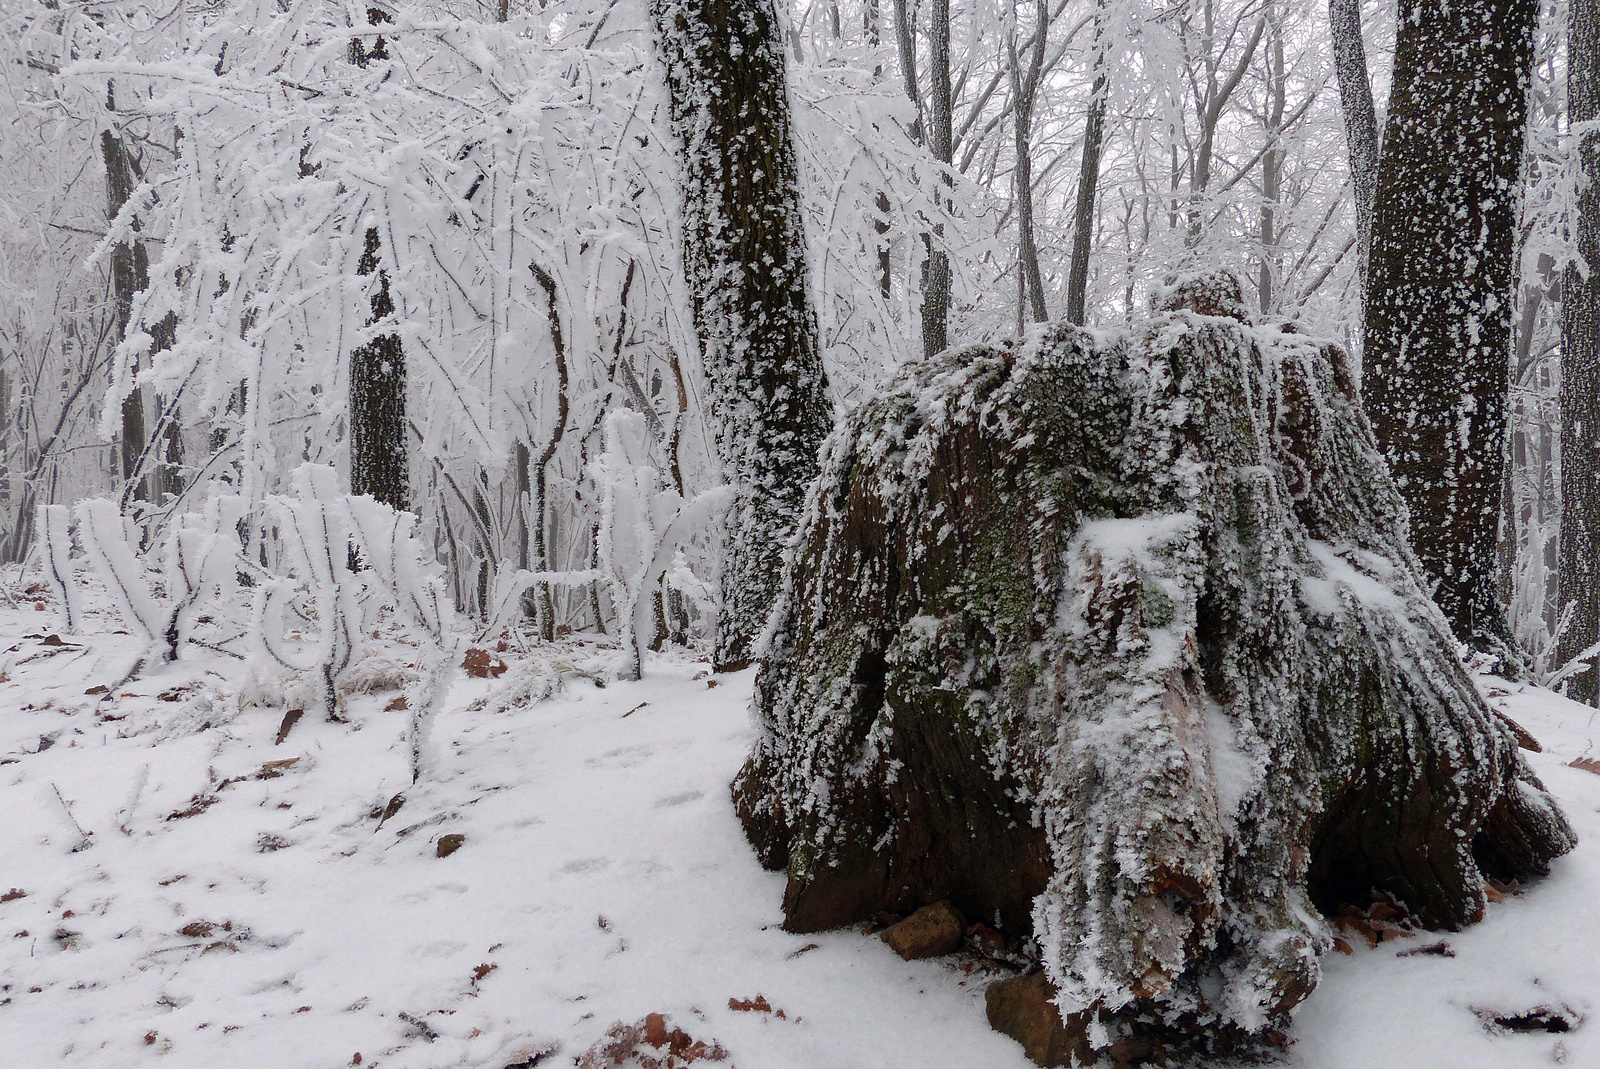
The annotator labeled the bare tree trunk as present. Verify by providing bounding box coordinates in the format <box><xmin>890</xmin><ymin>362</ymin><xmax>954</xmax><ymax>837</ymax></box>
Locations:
<box><xmin>349</xmin><ymin>227</ymin><xmax>409</xmax><ymax>511</ymax></box>
<box><xmin>101</xmin><ymin>118</ymin><xmax>150</xmax><ymax>506</ymax></box>
<box><xmin>1186</xmin><ymin>12</ymin><xmax>1266</xmax><ymax>246</ymax></box>
<box><xmin>654</xmin><ymin>0</ymin><xmax>833</xmax><ymax>671</ymax></box>
<box><xmin>1559</xmin><ymin>0</ymin><xmax>1600</xmax><ymax>701</ymax></box>
<box><xmin>347</xmin><ymin>14</ymin><xmax>408</xmax><ymax>513</ymax></box>
<box><xmin>1008</xmin><ymin>0</ymin><xmax>1049</xmax><ymax>330</ymax></box>
<box><xmin>1258</xmin><ymin>7</ymin><xmax>1285</xmax><ymax>315</ymax></box>
<box><xmin>1065</xmin><ymin>6</ymin><xmax>1107</xmax><ymax>327</ymax></box>
<box><xmin>867</xmin><ymin>0</ymin><xmax>893</xmax><ymax>300</ymax></box>
<box><xmin>922</xmin><ymin>0</ymin><xmax>954</xmax><ymax>355</ymax></box>
<box><xmin>530</xmin><ymin>263</ymin><xmax>568</xmax><ymax>642</ymax></box>
<box><xmin>1363</xmin><ymin>0</ymin><xmax>1539</xmax><ymax>655</ymax></box>
<box><xmin>1329</xmin><ymin>0</ymin><xmax>1379</xmax><ymax>287</ymax></box>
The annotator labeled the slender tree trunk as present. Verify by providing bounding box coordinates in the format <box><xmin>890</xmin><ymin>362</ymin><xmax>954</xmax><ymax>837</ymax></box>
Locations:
<box><xmin>1329</xmin><ymin>0</ymin><xmax>1379</xmax><ymax>287</ymax></box>
<box><xmin>349</xmin><ymin>226</ymin><xmax>409</xmax><ymax>511</ymax></box>
<box><xmin>922</xmin><ymin>0</ymin><xmax>954</xmax><ymax>356</ymax></box>
<box><xmin>530</xmin><ymin>263</ymin><xmax>568</xmax><ymax>642</ymax></box>
<box><xmin>1363</xmin><ymin>0</ymin><xmax>1539</xmax><ymax>654</ymax></box>
<box><xmin>101</xmin><ymin>119</ymin><xmax>150</xmax><ymax>505</ymax></box>
<box><xmin>347</xmin><ymin>13</ymin><xmax>408</xmax><ymax>512</ymax></box>
<box><xmin>1559</xmin><ymin>0</ymin><xmax>1600</xmax><ymax>701</ymax></box>
<box><xmin>654</xmin><ymin>0</ymin><xmax>833</xmax><ymax>671</ymax></box>
<box><xmin>1008</xmin><ymin>0</ymin><xmax>1049</xmax><ymax>329</ymax></box>
<box><xmin>868</xmin><ymin>0</ymin><xmax>893</xmax><ymax>300</ymax></box>
<box><xmin>1065</xmin><ymin>6</ymin><xmax>1107</xmax><ymax>326</ymax></box>
<box><xmin>1258</xmin><ymin>8</ymin><xmax>1285</xmax><ymax>315</ymax></box>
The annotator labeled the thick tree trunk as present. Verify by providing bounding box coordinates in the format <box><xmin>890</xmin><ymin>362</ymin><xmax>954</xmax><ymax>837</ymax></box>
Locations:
<box><xmin>1362</xmin><ymin>0</ymin><xmax>1538</xmax><ymax>654</ymax></box>
<box><xmin>734</xmin><ymin>273</ymin><xmax>1573</xmax><ymax>1063</ymax></box>
<box><xmin>654</xmin><ymin>0</ymin><xmax>833</xmax><ymax>671</ymax></box>
<box><xmin>1329</xmin><ymin>0</ymin><xmax>1378</xmax><ymax>284</ymax></box>
<box><xmin>1558</xmin><ymin>0</ymin><xmax>1600</xmax><ymax>703</ymax></box>
<box><xmin>349</xmin><ymin>226</ymin><xmax>409</xmax><ymax>511</ymax></box>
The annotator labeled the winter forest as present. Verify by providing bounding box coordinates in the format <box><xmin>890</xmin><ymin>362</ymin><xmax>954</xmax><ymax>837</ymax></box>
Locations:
<box><xmin>3</xmin><ymin>0</ymin><xmax>1600</xmax><ymax>1065</ymax></box>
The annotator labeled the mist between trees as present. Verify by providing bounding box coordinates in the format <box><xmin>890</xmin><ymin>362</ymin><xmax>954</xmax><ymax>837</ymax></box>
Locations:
<box><xmin>0</xmin><ymin>0</ymin><xmax>1594</xmax><ymax>692</ymax></box>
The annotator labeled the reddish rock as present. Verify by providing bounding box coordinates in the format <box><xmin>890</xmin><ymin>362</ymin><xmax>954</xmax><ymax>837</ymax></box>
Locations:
<box><xmin>984</xmin><ymin>972</ymin><xmax>1092</xmax><ymax>1067</ymax></box>
<box><xmin>880</xmin><ymin>901</ymin><xmax>964</xmax><ymax>960</ymax></box>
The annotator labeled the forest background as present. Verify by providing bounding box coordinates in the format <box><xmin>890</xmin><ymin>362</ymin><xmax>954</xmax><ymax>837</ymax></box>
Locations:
<box><xmin>0</xmin><ymin>0</ymin><xmax>1588</xmax><ymax>685</ymax></box>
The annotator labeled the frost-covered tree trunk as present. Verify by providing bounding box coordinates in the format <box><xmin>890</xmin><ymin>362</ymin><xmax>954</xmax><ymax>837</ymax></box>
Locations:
<box><xmin>1559</xmin><ymin>0</ymin><xmax>1600</xmax><ymax>703</ymax></box>
<box><xmin>654</xmin><ymin>0</ymin><xmax>833</xmax><ymax>670</ymax></box>
<box><xmin>349</xmin><ymin>226</ymin><xmax>409</xmax><ymax>511</ymax></box>
<box><xmin>102</xmin><ymin>121</ymin><xmax>150</xmax><ymax>505</ymax></box>
<box><xmin>1329</xmin><ymin>0</ymin><xmax>1378</xmax><ymax>282</ymax></box>
<box><xmin>1363</xmin><ymin>0</ymin><xmax>1538</xmax><ymax>654</ymax></box>
<box><xmin>734</xmin><ymin>274</ymin><xmax>1573</xmax><ymax>1063</ymax></box>
<box><xmin>346</xmin><ymin>16</ymin><xmax>408</xmax><ymax>513</ymax></box>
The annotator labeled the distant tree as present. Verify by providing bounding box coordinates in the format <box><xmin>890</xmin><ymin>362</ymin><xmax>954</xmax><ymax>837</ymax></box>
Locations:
<box><xmin>346</xmin><ymin>10</ymin><xmax>408</xmax><ymax>511</ymax></box>
<box><xmin>1363</xmin><ymin>0</ymin><xmax>1540</xmax><ymax>654</ymax></box>
<box><xmin>653</xmin><ymin>0</ymin><xmax>833</xmax><ymax>670</ymax></box>
<box><xmin>349</xmin><ymin>224</ymin><xmax>409</xmax><ymax>511</ymax></box>
<box><xmin>1065</xmin><ymin>2</ymin><xmax>1107</xmax><ymax>327</ymax></box>
<box><xmin>1559</xmin><ymin>0</ymin><xmax>1600</xmax><ymax>701</ymax></box>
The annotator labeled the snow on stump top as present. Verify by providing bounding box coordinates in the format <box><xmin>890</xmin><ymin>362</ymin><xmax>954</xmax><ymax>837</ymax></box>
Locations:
<box><xmin>732</xmin><ymin>272</ymin><xmax>1575</xmax><ymax>1061</ymax></box>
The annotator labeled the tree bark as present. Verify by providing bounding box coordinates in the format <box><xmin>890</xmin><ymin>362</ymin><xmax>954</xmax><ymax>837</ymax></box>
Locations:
<box><xmin>1559</xmin><ymin>0</ymin><xmax>1600</xmax><ymax>702</ymax></box>
<box><xmin>1362</xmin><ymin>0</ymin><xmax>1539</xmax><ymax>655</ymax></box>
<box><xmin>349</xmin><ymin>226</ymin><xmax>409</xmax><ymax>511</ymax></box>
<box><xmin>734</xmin><ymin>273</ymin><xmax>1573</xmax><ymax>1063</ymax></box>
<box><xmin>653</xmin><ymin>0</ymin><xmax>833</xmax><ymax>671</ymax></box>
<box><xmin>1008</xmin><ymin>0</ymin><xmax>1049</xmax><ymax>329</ymax></box>
<box><xmin>530</xmin><ymin>262</ymin><xmax>569</xmax><ymax>641</ymax></box>
<box><xmin>101</xmin><ymin>121</ymin><xmax>150</xmax><ymax>506</ymax></box>
<box><xmin>1329</xmin><ymin>0</ymin><xmax>1378</xmax><ymax>285</ymax></box>
<box><xmin>1258</xmin><ymin>7</ymin><xmax>1285</xmax><ymax>315</ymax></box>
<box><xmin>347</xmin><ymin>11</ymin><xmax>408</xmax><ymax>512</ymax></box>
<box><xmin>1064</xmin><ymin>7</ymin><xmax>1107</xmax><ymax>327</ymax></box>
<box><xmin>922</xmin><ymin>0</ymin><xmax>954</xmax><ymax>356</ymax></box>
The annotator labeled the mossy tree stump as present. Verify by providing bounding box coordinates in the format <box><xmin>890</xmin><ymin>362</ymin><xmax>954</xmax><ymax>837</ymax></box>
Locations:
<box><xmin>733</xmin><ymin>274</ymin><xmax>1574</xmax><ymax>1061</ymax></box>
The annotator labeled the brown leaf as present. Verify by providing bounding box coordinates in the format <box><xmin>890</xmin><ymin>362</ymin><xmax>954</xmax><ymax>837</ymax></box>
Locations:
<box><xmin>1568</xmin><ymin>756</ymin><xmax>1600</xmax><ymax>775</ymax></box>
<box><xmin>461</xmin><ymin>648</ymin><xmax>508</xmax><ymax>678</ymax></box>
<box><xmin>275</xmin><ymin>708</ymin><xmax>303</xmax><ymax>745</ymax></box>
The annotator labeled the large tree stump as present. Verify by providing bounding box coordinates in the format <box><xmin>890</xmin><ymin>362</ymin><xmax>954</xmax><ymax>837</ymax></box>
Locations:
<box><xmin>732</xmin><ymin>274</ymin><xmax>1574</xmax><ymax>1061</ymax></box>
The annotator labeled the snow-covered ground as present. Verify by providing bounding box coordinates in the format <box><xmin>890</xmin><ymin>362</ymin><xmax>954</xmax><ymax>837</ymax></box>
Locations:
<box><xmin>2</xmin><ymin>596</ymin><xmax>1597</xmax><ymax>1068</ymax></box>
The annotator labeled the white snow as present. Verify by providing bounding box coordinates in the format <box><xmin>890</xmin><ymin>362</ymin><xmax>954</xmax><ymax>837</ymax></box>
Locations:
<box><xmin>2</xmin><ymin>599</ymin><xmax>1598</xmax><ymax>1068</ymax></box>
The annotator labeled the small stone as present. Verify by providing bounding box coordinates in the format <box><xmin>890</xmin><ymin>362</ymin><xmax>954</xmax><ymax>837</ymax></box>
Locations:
<box><xmin>436</xmin><ymin>833</ymin><xmax>466</xmax><ymax>858</ymax></box>
<box><xmin>984</xmin><ymin>972</ymin><xmax>1091</xmax><ymax>1067</ymax></box>
<box><xmin>967</xmin><ymin>923</ymin><xmax>1007</xmax><ymax>955</ymax></box>
<box><xmin>880</xmin><ymin>901</ymin><xmax>965</xmax><ymax>960</ymax></box>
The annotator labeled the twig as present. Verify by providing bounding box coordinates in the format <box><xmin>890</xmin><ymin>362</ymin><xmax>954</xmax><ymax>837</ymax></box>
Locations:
<box><xmin>51</xmin><ymin>783</ymin><xmax>93</xmax><ymax>852</ymax></box>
